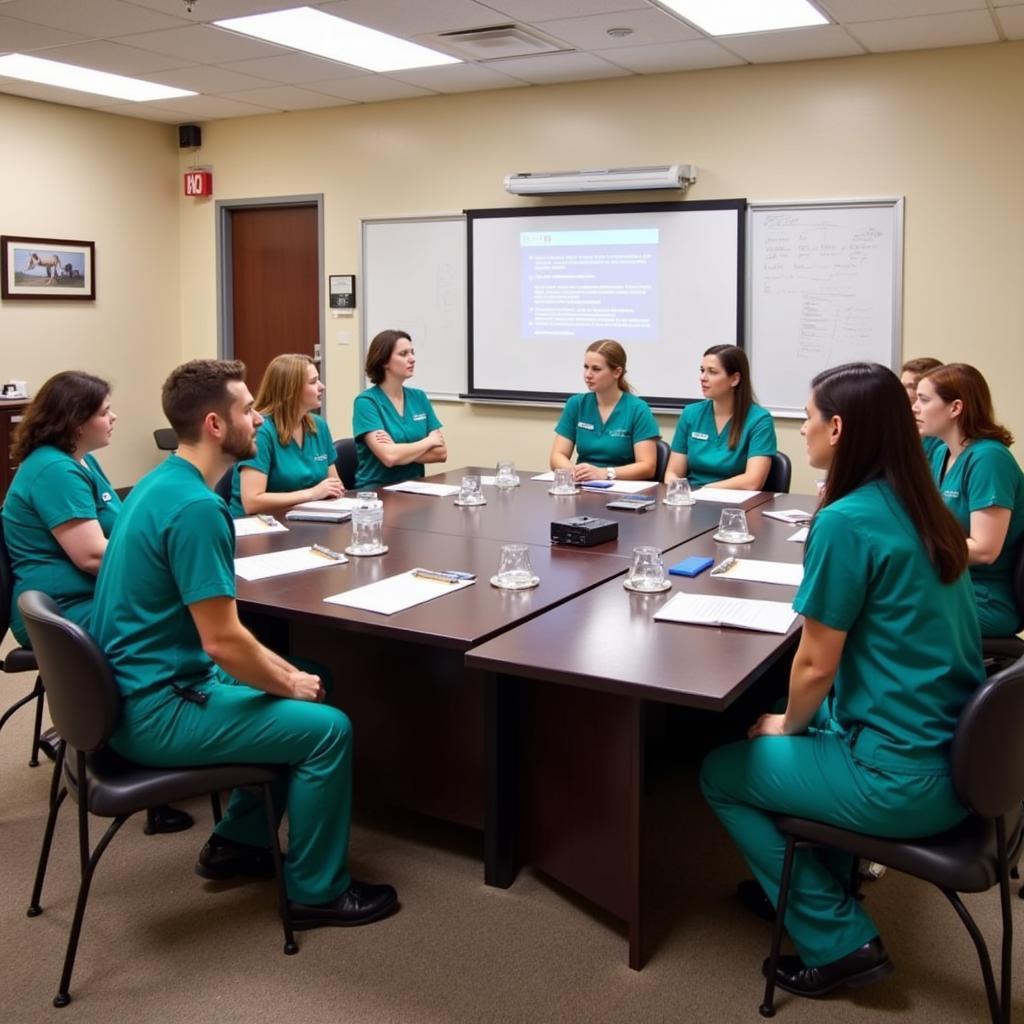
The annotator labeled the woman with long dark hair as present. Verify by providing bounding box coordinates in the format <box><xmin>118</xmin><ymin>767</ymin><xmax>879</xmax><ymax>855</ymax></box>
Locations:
<box><xmin>701</xmin><ymin>363</ymin><xmax>982</xmax><ymax>1000</ymax></box>
<box><xmin>665</xmin><ymin>344</ymin><xmax>776</xmax><ymax>489</ymax></box>
<box><xmin>914</xmin><ymin>362</ymin><xmax>1024</xmax><ymax>636</ymax></box>
<box><xmin>3</xmin><ymin>371</ymin><xmax>192</xmax><ymax>834</ymax></box>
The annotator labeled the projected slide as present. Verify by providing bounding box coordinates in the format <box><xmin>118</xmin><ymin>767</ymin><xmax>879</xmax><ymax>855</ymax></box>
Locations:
<box><xmin>521</xmin><ymin>228</ymin><xmax>658</xmax><ymax>342</ymax></box>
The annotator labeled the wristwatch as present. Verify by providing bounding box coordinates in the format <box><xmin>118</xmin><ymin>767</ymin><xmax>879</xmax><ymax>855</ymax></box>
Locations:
<box><xmin>606</xmin><ymin>466</ymin><xmax>617</xmax><ymax>481</ymax></box>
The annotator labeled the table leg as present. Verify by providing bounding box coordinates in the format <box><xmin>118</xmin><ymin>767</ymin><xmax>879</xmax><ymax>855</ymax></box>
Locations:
<box><xmin>484</xmin><ymin>671</ymin><xmax>520</xmax><ymax>888</ymax></box>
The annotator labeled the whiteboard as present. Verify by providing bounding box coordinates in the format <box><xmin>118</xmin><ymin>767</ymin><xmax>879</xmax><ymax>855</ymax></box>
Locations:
<box><xmin>361</xmin><ymin>217</ymin><xmax>467</xmax><ymax>398</ymax></box>
<box><xmin>746</xmin><ymin>198</ymin><xmax>903</xmax><ymax>415</ymax></box>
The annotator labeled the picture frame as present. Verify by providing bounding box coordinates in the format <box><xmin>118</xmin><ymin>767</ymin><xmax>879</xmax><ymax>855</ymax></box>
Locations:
<box><xmin>1</xmin><ymin>235</ymin><xmax>96</xmax><ymax>300</ymax></box>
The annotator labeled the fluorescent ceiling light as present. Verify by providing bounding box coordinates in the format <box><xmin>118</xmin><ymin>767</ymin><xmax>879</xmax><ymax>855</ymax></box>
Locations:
<box><xmin>0</xmin><ymin>53</ymin><xmax>196</xmax><ymax>102</ymax></box>
<box><xmin>215</xmin><ymin>6</ymin><xmax>461</xmax><ymax>73</ymax></box>
<box><xmin>658</xmin><ymin>0</ymin><xmax>827</xmax><ymax>36</ymax></box>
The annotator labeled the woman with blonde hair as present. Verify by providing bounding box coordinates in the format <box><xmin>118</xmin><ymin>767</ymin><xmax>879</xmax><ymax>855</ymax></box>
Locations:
<box><xmin>549</xmin><ymin>339</ymin><xmax>659</xmax><ymax>482</ymax></box>
<box><xmin>230</xmin><ymin>354</ymin><xmax>342</xmax><ymax>516</ymax></box>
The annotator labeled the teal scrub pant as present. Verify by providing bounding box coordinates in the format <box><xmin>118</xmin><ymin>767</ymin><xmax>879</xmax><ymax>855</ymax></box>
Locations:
<box><xmin>110</xmin><ymin>671</ymin><xmax>352</xmax><ymax>906</ymax></box>
<box><xmin>700</xmin><ymin>707</ymin><xmax>966</xmax><ymax>966</ymax></box>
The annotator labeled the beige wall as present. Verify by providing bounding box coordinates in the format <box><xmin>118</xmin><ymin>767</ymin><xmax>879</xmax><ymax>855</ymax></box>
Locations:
<box><xmin>8</xmin><ymin>40</ymin><xmax>1024</xmax><ymax>491</ymax></box>
<box><xmin>0</xmin><ymin>94</ymin><xmax>181</xmax><ymax>487</ymax></box>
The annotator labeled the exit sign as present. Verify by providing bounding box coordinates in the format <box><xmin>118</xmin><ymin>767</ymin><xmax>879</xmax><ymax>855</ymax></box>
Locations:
<box><xmin>184</xmin><ymin>171</ymin><xmax>213</xmax><ymax>197</ymax></box>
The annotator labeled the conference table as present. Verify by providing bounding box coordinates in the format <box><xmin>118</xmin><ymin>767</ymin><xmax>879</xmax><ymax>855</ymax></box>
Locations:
<box><xmin>234</xmin><ymin>469</ymin><xmax>801</xmax><ymax>966</ymax></box>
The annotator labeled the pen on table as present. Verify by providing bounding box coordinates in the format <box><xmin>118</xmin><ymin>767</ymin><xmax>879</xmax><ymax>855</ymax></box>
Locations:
<box><xmin>310</xmin><ymin>543</ymin><xmax>345</xmax><ymax>561</ymax></box>
<box><xmin>710</xmin><ymin>556</ymin><xmax>738</xmax><ymax>577</ymax></box>
<box><xmin>257</xmin><ymin>514</ymin><xmax>277</xmax><ymax>527</ymax></box>
<box><xmin>413</xmin><ymin>568</ymin><xmax>461</xmax><ymax>584</ymax></box>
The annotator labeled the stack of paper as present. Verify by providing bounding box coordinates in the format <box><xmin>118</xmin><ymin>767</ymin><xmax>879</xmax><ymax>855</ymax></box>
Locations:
<box><xmin>234</xmin><ymin>516</ymin><xmax>288</xmax><ymax>537</ymax></box>
<box><xmin>383</xmin><ymin>481</ymin><xmax>460</xmax><ymax>497</ymax></box>
<box><xmin>654</xmin><ymin>592</ymin><xmax>798</xmax><ymax>634</ymax></box>
<box><xmin>293</xmin><ymin>497</ymin><xmax>361</xmax><ymax>512</ymax></box>
<box><xmin>325</xmin><ymin>570</ymin><xmax>473</xmax><ymax>615</ymax></box>
<box><xmin>583</xmin><ymin>480</ymin><xmax>657</xmax><ymax>494</ymax></box>
<box><xmin>692</xmin><ymin>488</ymin><xmax>761</xmax><ymax>504</ymax></box>
<box><xmin>235</xmin><ymin>546</ymin><xmax>347</xmax><ymax>581</ymax></box>
<box><xmin>711</xmin><ymin>559</ymin><xmax>804</xmax><ymax>586</ymax></box>
<box><xmin>762</xmin><ymin>509</ymin><xmax>813</xmax><ymax>525</ymax></box>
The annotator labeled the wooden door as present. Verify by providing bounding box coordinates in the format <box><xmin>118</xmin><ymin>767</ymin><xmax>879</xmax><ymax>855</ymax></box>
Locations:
<box><xmin>229</xmin><ymin>205</ymin><xmax>319</xmax><ymax>393</ymax></box>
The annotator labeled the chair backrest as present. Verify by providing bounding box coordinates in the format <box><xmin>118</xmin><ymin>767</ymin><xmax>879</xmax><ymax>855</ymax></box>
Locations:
<box><xmin>153</xmin><ymin>428</ymin><xmax>178</xmax><ymax>451</ymax></box>
<box><xmin>950</xmin><ymin>655</ymin><xmax>1024</xmax><ymax>819</ymax></box>
<box><xmin>763</xmin><ymin>452</ymin><xmax>792</xmax><ymax>493</ymax></box>
<box><xmin>334</xmin><ymin>438</ymin><xmax>358</xmax><ymax>490</ymax></box>
<box><xmin>214</xmin><ymin>466</ymin><xmax>234</xmax><ymax>502</ymax></box>
<box><xmin>653</xmin><ymin>437</ymin><xmax>671</xmax><ymax>483</ymax></box>
<box><xmin>1012</xmin><ymin>541</ymin><xmax>1024</xmax><ymax>630</ymax></box>
<box><xmin>0</xmin><ymin>517</ymin><xmax>13</xmax><ymax>639</ymax></box>
<box><xmin>18</xmin><ymin>591</ymin><xmax>120</xmax><ymax>754</ymax></box>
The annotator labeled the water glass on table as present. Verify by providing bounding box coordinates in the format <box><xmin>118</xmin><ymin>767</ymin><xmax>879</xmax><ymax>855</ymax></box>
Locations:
<box><xmin>491</xmin><ymin>543</ymin><xmax>539</xmax><ymax>589</ymax></box>
<box><xmin>626</xmin><ymin>545</ymin><xmax>668</xmax><ymax>591</ymax></box>
<box><xmin>716</xmin><ymin>507</ymin><xmax>753</xmax><ymax>543</ymax></box>
<box><xmin>551</xmin><ymin>467</ymin><xmax>577</xmax><ymax>495</ymax></box>
<box><xmin>495</xmin><ymin>460</ymin><xmax>518</xmax><ymax>489</ymax></box>
<box><xmin>664</xmin><ymin>477</ymin><xmax>694</xmax><ymax>506</ymax></box>
<box><xmin>347</xmin><ymin>502</ymin><xmax>386</xmax><ymax>555</ymax></box>
<box><xmin>456</xmin><ymin>474</ymin><xmax>484</xmax><ymax>505</ymax></box>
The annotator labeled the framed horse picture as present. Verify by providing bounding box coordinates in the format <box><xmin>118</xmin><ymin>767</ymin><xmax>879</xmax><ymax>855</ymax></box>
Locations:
<box><xmin>1</xmin><ymin>236</ymin><xmax>95</xmax><ymax>300</ymax></box>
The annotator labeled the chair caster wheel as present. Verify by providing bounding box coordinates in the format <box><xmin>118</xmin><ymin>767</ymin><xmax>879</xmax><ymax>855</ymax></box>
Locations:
<box><xmin>53</xmin><ymin>994</ymin><xmax>71</xmax><ymax>1008</ymax></box>
<box><xmin>26</xmin><ymin>905</ymin><xmax>42</xmax><ymax>917</ymax></box>
<box><xmin>284</xmin><ymin>941</ymin><xmax>299</xmax><ymax>955</ymax></box>
<box><xmin>758</xmin><ymin>1005</ymin><xmax>776</xmax><ymax>1018</ymax></box>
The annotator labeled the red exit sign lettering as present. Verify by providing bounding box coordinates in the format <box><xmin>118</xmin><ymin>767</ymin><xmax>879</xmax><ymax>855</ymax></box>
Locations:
<box><xmin>184</xmin><ymin>171</ymin><xmax>213</xmax><ymax>197</ymax></box>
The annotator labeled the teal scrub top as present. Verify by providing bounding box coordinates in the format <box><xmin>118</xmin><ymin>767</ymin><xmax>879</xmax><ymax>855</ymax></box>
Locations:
<box><xmin>229</xmin><ymin>413</ymin><xmax>335</xmax><ymax>517</ymax></box>
<box><xmin>553</xmin><ymin>391</ymin><xmax>660</xmax><ymax>469</ymax></box>
<box><xmin>3</xmin><ymin>448</ymin><xmax>120</xmax><ymax>646</ymax></box>
<box><xmin>670</xmin><ymin>400</ymin><xmax>777</xmax><ymax>488</ymax></box>
<box><xmin>922</xmin><ymin>434</ymin><xmax>944</xmax><ymax>461</ymax></box>
<box><xmin>928</xmin><ymin>438</ymin><xmax>1024</xmax><ymax>636</ymax></box>
<box><xmin>93</xmin><ymin>455</ymin><xmax>235</xmax><ymax>697</ymax></box>
<box><xmin>352</xmin><ymin>386</ymin><xmax>441</xmax><ymax>489</ymax></box>
<box><xmin>794</xmin><ymin>479</ymin><xmax>984</xmax><ymax>774</ymax></box>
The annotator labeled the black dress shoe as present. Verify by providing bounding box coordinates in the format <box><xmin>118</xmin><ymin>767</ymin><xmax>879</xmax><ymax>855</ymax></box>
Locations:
<box><xmin>738</xmin><ymin>879</ymin><xmax>776</xmax><ymax>923</ymax></box>
<box><xmin>289</xmin><ymin>880</ymin><xmax>398</xmax><ymax>930</ymax></box>
<box><xmin>37</xmin><ymin>727</ymin><xmax>60</xmax><ymax>763</ymax></box>
<box><xmin>195</xmin><ymin>834</ymin><xmax>276</xmax><ymax>880</ymax></box>
<box><xmin>762</xmin><ymin>937</ymin><xmax>894</xmax><ymax>997</ymax></box>
<box><xmin>144</xmin><ymin>804</ymin><xmax>195</xmax><ymax>835</ymax></box>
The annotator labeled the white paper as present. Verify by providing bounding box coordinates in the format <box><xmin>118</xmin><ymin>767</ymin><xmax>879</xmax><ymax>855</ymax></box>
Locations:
<box><xmin>582</xmin><ymin>480</ymin><xmax>658</xmax><ymax>494</ymax></box>
<box><xmin>692</xmin><ymin>487</ymin><xmax>761</xmax><ymax>504</ymax></box>
<box><xmin>530</xmin><ymin>471</ymin><xmax>555</xmax><ymax>482</ymax></box>
<box><xmin>479</xmin><ymin>475</ymin><xmax>498</xmax><ymax>486</ymax></box>
<box><xmin>233</xmin><ymin>516</ymin><xmax>288</xmax><ymax>537</ymax></box>
<box><xmin>762</xmin><ymin>508</ymin><xmax>813</xmax><ymax>525</ymax></box>
<box><xmin>383</xmin><ymin>481</ymin><xmax>460</xmax><ymax>497</ymax></box>
<box><xmin>654</xmin><ymin>592</ymin><xmax>798</xmax><ymax>634</ymax></box>
<box><xmin>712</xmin><ymin>559</ymin><xmax>804</xmax><ymax>586</ymax></box>
<box><xmin>324</xmin><ymin>569</ymin><xmax>473</xmax><ymax>615</ymax></box>
<box><xmin>235</xmin><ymin>546</ymin><xmax>347</xmax><ymax>581</ymax></box>
<box><xmin>293</xmin><ymin>497</ymin><xmax>362</xmax><ymax>512</ymax></box>
<box><xmin>788</xmin><ymin>527</ymin><xmax>809</xmax><ymax>544</ymax></box>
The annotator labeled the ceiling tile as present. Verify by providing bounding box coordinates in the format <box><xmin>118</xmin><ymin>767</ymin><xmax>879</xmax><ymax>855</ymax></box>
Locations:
<box><xmin>0</xmin><ymin>14</ymin><xmax>89</xmax><ymax>51</ymax></box>
<box><xmin>998</xmin><ymin>5</ymin><xmax>1024</xmax><ymax>37</ymax></box>
<box><xmin>723</xmin><ymin>25</ymin><xmax>866</xmax><ymax>63</ymax></box>
<box><xmin>483</xmin><ymin>0</ymin><xmax>649</xmax><ymax>20</ymax></box>
<box><xmin>142</xmin><ymin>63</ymin><xmax>275</xmax><ymax>93</ymax></box>
<box><xmin>320</xmin><ymin>0</ymin><xmax>508</xmax><ymax>36</ymax></box>
<box><xmin>535</xmin><ymin>9</ymin><xmax>702</xmax><ymax>50</ymax></box>
<box><xmin>117</xmin><ymin>24</ymin><xmax>292</xmax><ymax>62</ymax></box>
<box><xmin>598</xmin><ymin>39</ymin><xmax>745</xmax><ymax>74</ymax></box>
<box><xmin>222</xmin><ymin>53</ymin><xmax>367</xmax><ymax>84</ymax></box>
<box><xmin>1</xmin><ymin>0</ymin><xmax>191</xmax><ymax>36</ymax></box>
<box><xmin>390</xmin><ymin>62</ymin><xmax>530</xmax><ymax>92</ymax></box>
<box><xmin>848</xmin><ymin>10</ymin><xmax>999</xmax><ymax>52</ymax></box>
<box><xmin>303</xmin><ymin>75</ymin><xmax>437</xmax><ymax>102</ymax></box>
<box><xmin>96</xmin><ymin>100</ymin><xmax>196</xmax><ymax>122</ymax></box>
<box><xmin>218</xmin><ymin>84</ymin><xmax>353</xmax><ymax>109</ymax></box>
<box><xmin>146</xmin><ymin>92</ymin><xmax>280</xmax><ymax>117</ymax></box>
<box><xmin>819</xmin><ymin>0</ymin><xmax>986</xmax><ymax>22</ymax></box>
<box><xmin>124</xmin><ymin>0</ymin><xmax>299</xmax><ymax>16</ymax></box>
<box><xmin>485</xmin><ymin>50</ymin><xmax>633</xmax><ymax>84</ymax></box>
<box><xmin>29</xmin><ymin>40</ymin><xmax>196</xmax><ymax>75</ymax></box>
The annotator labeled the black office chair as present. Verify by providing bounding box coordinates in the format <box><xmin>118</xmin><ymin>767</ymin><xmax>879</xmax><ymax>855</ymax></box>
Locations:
<box><xmin>153</xmin><ymin>428</ymin><xmax>177</xmax><ymax>451</ymax></box>
<box><xmin>981</xmin><ymin>542</ymin><xmax>1024</xmax><ymax>672</ymax></box>
<box><xmin>0</xmin><ymin>518</ymin><xmax>45</xmax><ymax>767</ymax></box>
<box><xmin>214</xmin><ymin>466</ymin><xmax>234</xmax><ymax>503</ymax></box>
<box><xmin>653</xmin><ymin>437</ymin><xmax>671</xmax><ymax>483</ymax></box>
<box><xmin>762</xmin><ymin>452</ymin><xmax>792</xmax><ymax>494</ymax></box>
<box><xmin>334</xmin><ymin>438</ymin><xmax>357</xmax><ymax>489</ymax></box>
<box><xmin>759</xmin><ymin>655</ymin><xmax>1024</xmax><ymax>1024</ymax></box>
<box><xmin>19</xmin><ymin>591</ymin><xmax>296</xmax><ymax>1008</ymax></box>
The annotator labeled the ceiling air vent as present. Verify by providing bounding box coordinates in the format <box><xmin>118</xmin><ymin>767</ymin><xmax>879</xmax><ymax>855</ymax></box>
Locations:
<box><xmin>434</xmin><ymin>24</ymin><xmax>569</xmax><ymax>61</ymax></box>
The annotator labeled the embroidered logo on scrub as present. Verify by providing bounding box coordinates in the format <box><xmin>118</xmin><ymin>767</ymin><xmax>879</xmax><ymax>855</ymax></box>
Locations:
<box><xmin>943</xmin><ymin>489</ymin><xmax>960</xmax><ymax>499</ymax></box>
<box><xmin>413</xmin><ymin>413</ymin><xmax>427</xmax><ymax>421</ymax></box>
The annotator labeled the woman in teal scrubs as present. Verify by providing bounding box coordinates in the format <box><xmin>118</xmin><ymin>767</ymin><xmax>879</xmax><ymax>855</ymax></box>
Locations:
<box><xmin>665</xmin><ymin>345</ymin><xmax>776</xmax><ymax>489</ymax></box>
<box><xmin>2</xmin><ymin>371</ymin><xmax>191</xmax><ymax>834</ymax></box>
<box><xmin>230</xmin><ymin>354</ymin><xmax>342</xmax><ymax>516</ymax></box>
<box><xmin>914</xmin><ymin>362</ymin><xmax>1024</xmax><ymax>637</ymax></box>
<box><xmin>549</xmin><ymin>339</ymin><xmax>659</xmax><ymax>482</ymax></box>
<box><xmin>902</xmin><ymin>355</ymin><xmax>944</xmax><ymax>461</ymax></box>
<box><xmin>702</xmin><ymin>362</ymin><xmax>983</xmax><ymax>1000</ymax></box>
<box><xmin>353</xmin><ymin>329</ymin><xmax>446</xmax><ymax>489</ymax></box>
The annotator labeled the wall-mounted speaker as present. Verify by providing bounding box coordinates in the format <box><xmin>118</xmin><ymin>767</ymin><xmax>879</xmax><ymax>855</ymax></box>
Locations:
<box><xmin>178</xmin><ymin>124</ymin><xmax>202</xmax><ymax>149</ymax></box>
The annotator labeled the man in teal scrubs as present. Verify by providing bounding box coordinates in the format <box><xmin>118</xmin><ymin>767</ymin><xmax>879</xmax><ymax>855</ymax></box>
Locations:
<box><xmin>670</xmin><ymin>400</ymin><xmax>776</xmax><ymax>488</ymax></box>
<box><xmin>352</xmin><ymin>385</ymin><xmax>441</xmax><ymax>488</ymax></box>
<box><xmin>228</xmin><ymin>412</ymin><xmax>336</xmax><ymax>517</ymax></box>
<box><xmin>553</xmin><ymin>391</ymin><xmax>660</xmax><ymax>469</ymax></box>
<box><xmin>92</xmin><ymin>359</ymin><xmax>397</xmax><ymax>928</ymax></box>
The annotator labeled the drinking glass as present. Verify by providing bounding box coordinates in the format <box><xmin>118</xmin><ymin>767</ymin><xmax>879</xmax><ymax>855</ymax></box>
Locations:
<box><xmin>495</xmin><ymin>460</ymin><xmax>517</xmax><ymax>488</ymax></box>
<box><xmin>551</xmin><ymin>467</ymin><xmax>576</xmax><ymax>494</ymax></box>
<box><xmin>627</xmin><ymin>546</ymin><xmax>667</xmax><ymax>591</ymax></box>
<box><xmin>492</xmin><ymin>543</ymin><xmax>538</xmax><ymax>589</ymax></box>
<box><xmin>457</xmin><ymin>474</ymin><xmax>484</xmax><ymax>504</ymax></box>
<box><xmin>355</xmin><ymin>490</ymin><xmax>379</xmax><ymax>507</ymax></box>
<box><xmin>664</xmin><ymin>477</ymin><xmax>694</xmax><ymax>506</ymax></box>
<box><xmin>717</xmin><ymin>507</ymin><xmax>752</xmax><ymax>542</ymax></box>
<box><xmin>348</xmin><ymin>502</ymin><xmax>385</xmax><ymax>555</ymax></box>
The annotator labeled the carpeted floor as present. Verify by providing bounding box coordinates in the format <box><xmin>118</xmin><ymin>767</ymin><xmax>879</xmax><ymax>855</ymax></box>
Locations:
<box><xmin>1</xmin><ymin>648</ymin><xmax>1019</xmax><ymax>1024</ymax></box>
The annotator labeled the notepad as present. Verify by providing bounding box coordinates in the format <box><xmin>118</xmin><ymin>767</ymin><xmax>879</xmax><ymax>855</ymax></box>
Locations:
<box><xmin>762</xmin><ymin>509</ymin><xmax>813</xmax><ymax>525</ymax></box>
<box><xmin>383</xmin><ymin>481</ymin><xmax>460</xmax><ymax>497</ymax></box>
<box><xmin>710</xmin><ymin>559</ymin><xmax>804</xmax><ymax>586</ymax></box>
<box><xmin>584</xmin><ymin>480</ymin><xmax>658</xmax><ymax>494</ymax></box>
<box><xmin>788</xmin><ymin>527</ymin><xmax>809</xmax><ymax>544</ymax></box>
<box><xmin>324</xmin><ymin>569</ymin><xmax>473</xmax><ymax>615</ymax></box>
<box><xmin>691</xmin><ymin>488</ymin><xmax>761</xmax><ymax>504</ymax></box>
<box><xmin>654</xmin><ymin>592</ymin><xmax>798</xmax><ymax>634</ymax></box>
<box><xmin>234</xmin><ymin>546</ymin><xmax>347</xmax><ymax>581</ymax></box>
<box><xmin>233</xmin><ymin>516</ymin><xmax>288</xmax><ymax>537</ymax></box>
<box><xmin>292</xmin><ymin>497</ymin><xmax>362</xmax><ymax>512</ymax></box>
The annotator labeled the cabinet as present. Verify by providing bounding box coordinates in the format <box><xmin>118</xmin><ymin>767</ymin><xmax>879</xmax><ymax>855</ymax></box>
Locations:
<box><xmin>0</xmin><ymin>399</ymin><xmax>29</xmax><ymax>502</ymax></box>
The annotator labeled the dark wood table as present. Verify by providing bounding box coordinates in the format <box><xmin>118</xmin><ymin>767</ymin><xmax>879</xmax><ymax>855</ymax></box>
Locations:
<box><xmin>464</xmin><ymin>494</ymin><xmax>819</xmax><ymax>968</ymax></box>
